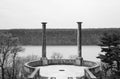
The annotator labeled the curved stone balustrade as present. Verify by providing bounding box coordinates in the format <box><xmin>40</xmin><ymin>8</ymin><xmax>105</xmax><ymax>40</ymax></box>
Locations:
<box><xmin>23</xmin><ymin>60</ymin><xmax>42</xmax><ymax>79</ymax></box>
<box><xmin>48</xmin><ymin>59</ymin><xmax>76</xmax><ymax>65</ymax></box>
<box><xmin>23</xmin><ymin>59</ymin><xmax>100</xmax><ymax>79</ymax></box>
<box><xmin>84</xmin><ymin>60</ymin><xmax>100</xmax><ymax>79</ymax></box>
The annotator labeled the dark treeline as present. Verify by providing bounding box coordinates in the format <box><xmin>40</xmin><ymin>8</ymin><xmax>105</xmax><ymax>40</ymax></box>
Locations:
<box><xmin>0</xmin><ymin>28</ymin><xmax>120</xmax><ymax>45</ymax></box>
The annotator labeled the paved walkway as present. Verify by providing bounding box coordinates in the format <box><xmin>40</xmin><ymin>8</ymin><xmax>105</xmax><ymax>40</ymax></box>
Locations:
<box><xmin>39</xmin><ymin>65</ymin><xmax>86</xmax><ymax>79</ymax></box>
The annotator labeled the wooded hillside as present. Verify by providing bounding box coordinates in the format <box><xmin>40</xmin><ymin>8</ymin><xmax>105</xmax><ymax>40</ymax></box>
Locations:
<box><xmin>0</xmin><ymin>28</ymin><xmax>120</xmax><ymax>45</ymax></box>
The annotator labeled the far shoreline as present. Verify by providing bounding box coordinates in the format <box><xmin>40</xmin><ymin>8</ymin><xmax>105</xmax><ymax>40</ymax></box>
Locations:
<box><xmin>21</xmin><ymin>44</ymin><xmax>99</xmax><ymax>46</ymax></box>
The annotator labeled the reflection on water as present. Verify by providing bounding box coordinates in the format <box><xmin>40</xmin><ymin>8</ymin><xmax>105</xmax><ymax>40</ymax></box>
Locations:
<box><xmin>19</xmin><ymin>46</ymin><xmax>101</xmax><ymax>62</ymax></box>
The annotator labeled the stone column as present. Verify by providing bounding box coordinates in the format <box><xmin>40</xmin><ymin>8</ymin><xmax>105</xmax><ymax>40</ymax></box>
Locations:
<box><xmin>41</xmin><ymin>22</ymin><xmax>48</xmax><ymax>65</ymax></box>
<box><xmin>42</xmin><ymin>22</ymin><xmax>47</xmax><ymax>58</ymax></box>
<box><xmin>75</xmin><ymin>22</ymin><xmax>83</xmax><ymax>66</ymax></box>
<box><xmin>77</xmin><ymin>22</ymin><xmax>82</xmax><ymax>58</ymax></box>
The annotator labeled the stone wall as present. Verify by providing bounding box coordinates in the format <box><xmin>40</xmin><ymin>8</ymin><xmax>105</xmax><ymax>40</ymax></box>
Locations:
<box><xmin>83</xmin><ymin>61</ymin><xmax>100</xmax><ymax>79</ymax></box>
<box><xmin>23</xmin><ymin>60</ymin><xmax>42</xmax><ymax>79</ymax></box>
<box><xmin>48</xmin><ymin>59</ymin><xmax>76</xmax><ymax>65</ymax></box>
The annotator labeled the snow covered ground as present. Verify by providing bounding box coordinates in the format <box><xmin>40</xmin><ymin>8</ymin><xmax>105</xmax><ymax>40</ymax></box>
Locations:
<box><xmin>39</xmin><ymin>65</ymin><xmax>86</xmax><ymax>79</ymax></box>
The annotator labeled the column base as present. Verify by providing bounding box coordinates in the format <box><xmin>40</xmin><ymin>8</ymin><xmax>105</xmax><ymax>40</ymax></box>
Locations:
<box><xmin>40</xmin><ymin>57</ymin><xmax>48</xmax><ymax>65</ymax></box>
<box><xmin>75</xmin><ymin>57</ymin><xmax>83</xmax><ymax>66</ymax></box>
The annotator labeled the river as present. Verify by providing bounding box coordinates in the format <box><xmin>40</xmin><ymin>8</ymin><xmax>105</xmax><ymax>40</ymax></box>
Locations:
<box><xmin>18</xmin><ymin>46</ymin><xmax>102</xmax><ymax>62</ymax></box>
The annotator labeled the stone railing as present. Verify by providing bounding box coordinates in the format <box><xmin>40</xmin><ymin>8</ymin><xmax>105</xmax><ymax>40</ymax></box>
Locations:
<box><xmin>23</xmin><ymin>60</ymin><xmax>43</xmax><ymax>79</ymax></box>
<box><xmin>83</xmin><ymin>60</ymin><xmax>100</xmax><ymax>79</ymax></box>
<box><xmin>48</xmin><ymin>59</ymin><xmax>76</xmax><ymax>65</ymax></box>
<box><xmin>23</xmin><ymin>59</ymin><xmax>100</xmax><ymax>79</ymax></box>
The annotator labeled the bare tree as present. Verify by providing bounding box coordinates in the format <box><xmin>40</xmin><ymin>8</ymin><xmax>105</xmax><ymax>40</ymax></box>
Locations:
<box><xmin>51</xmin><ymin>52</ymin><xmax>63</xmax><ymax>59</ymax></box>
<box><xmin>0</xmin><ymin>33</ymin><xmax>23</xmax><ymax>79</ymax></box>
<box><xmin>69</xmin><ymin>55</ymin><xmax>78</xmax><ymax>59</ymax></box>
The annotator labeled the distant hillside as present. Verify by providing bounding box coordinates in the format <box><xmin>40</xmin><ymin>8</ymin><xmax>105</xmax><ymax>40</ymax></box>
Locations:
<box><xmin>0</xmin><ymin>28</ymin><xmax>120</xmax><ymax>45</ymax></box>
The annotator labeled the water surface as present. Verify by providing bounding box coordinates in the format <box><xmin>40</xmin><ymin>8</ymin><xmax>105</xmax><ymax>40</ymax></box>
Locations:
<box><xmin>19</xmin><ymin>46</ymin><xmax>101</xmax><ymax>62</ymax></box>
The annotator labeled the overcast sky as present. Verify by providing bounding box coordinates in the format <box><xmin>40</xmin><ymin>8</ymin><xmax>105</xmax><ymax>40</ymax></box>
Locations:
<box><xmin>0</xmin><ymin>0</ymin><xmax>120</xmax><ymax>29</ymax></box>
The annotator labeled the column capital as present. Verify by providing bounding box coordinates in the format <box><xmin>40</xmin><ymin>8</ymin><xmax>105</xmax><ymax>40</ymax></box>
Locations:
<box><xmin>41</xmin><ymin>22</ymin><xmax>47</xmax><ymax>25</ymax></box>
<box><xmin>77</xmin><ymin>22</ymin><xmax>82</xmax><ymax>24</ymax></box>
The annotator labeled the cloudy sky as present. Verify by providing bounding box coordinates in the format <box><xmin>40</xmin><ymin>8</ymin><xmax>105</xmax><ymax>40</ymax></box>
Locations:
<box><xmin>0</xmin><ymin>0</ymin><xmax>120</xmax><ymax>29</ymax></box>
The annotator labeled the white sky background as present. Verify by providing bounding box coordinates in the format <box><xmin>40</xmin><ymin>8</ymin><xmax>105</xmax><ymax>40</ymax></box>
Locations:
<box><xmin>0</xmin><ymin>0</ymin><xmax>120</xmax><ymax>29</ymax></box>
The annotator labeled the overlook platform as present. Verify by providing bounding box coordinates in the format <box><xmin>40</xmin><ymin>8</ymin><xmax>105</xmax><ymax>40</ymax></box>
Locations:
<box><xmin>39</xmin><ymin>65</ymin><xmax>86</xmax><ymax>79</ymax></box>
<box><xmin>23</xmin><ymin>59</ymin><xmax>100</xmax><ymax>79</ymax></box>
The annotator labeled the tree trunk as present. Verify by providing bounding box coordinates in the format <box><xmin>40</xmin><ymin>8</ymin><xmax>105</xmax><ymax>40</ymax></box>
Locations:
<box><xmin>12</xmin><ymin>53</ymin><xmax>17</xmax><ymax>79</ymax></box>
<box><xmin>12</xmin><ymin>56</ymin><xmax>15</xmax><ymax>79</ymax></box>
<box><xmin>117</xmin><ymin>61</ymin><xmax>120</xmax><ymax>71</ymax></box>
<box><xmin>1</xmin><ymin>66</ymin><xmax>5</xmax><ymax>79</ymax></box>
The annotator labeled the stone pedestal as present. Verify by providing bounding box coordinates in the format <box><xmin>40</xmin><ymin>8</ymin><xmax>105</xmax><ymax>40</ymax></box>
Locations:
<box><xmin>41</xmin><ymin>57</ymin><xmax>48</xmax><ymax>65</ymax></box>
<box><xmin>75</xmin><ymin>57</ymin><xmax>83</xmax><ymax>66</ymax></box>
